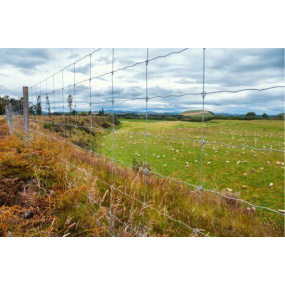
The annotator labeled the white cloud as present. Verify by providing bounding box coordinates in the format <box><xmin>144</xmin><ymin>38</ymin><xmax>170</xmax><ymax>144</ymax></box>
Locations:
<box><xmin>0</xmin><ymin>48</ymin><xmax>284</xmax><ymax>114</ymax></box>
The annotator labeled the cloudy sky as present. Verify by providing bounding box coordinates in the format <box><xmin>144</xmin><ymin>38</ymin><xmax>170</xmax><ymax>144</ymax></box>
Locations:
<box><xmin>0</xmin><ymin>48</ymin><xmax>284</xmax><ymax>114</ymax></box>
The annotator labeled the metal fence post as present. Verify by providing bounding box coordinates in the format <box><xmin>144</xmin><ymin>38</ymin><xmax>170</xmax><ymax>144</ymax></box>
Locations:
<box><xmin>23</xmin><ymin>86</ymin><xmax>29</xmax><ymax>146</ymax></box>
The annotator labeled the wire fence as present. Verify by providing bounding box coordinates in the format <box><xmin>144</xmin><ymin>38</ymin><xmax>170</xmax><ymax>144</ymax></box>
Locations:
<box><xmin>4</xmin><ymin>48</ymin><xmax>285</xmax><ymax>237</ymax></box>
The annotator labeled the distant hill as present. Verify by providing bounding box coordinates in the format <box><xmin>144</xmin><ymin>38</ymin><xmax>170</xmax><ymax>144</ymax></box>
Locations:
<box><xmin>215</xmin><ymin>112</ymin><xmax>246</xmax><ymax>117</ymax></box>
<box><xmin>181</xmin><ymin>110</ymin><xmax>214</xmax><ymax>117</ymax></box>
<box><xmin>272</xmin><ymin>113</ymin><xmax>285</xmax><ymax>120</ymax></box>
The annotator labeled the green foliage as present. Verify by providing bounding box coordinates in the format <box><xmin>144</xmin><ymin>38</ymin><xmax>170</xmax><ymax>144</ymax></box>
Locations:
<box><xmin>0</xmin><ymin>96</ymin><xmax>23</xmax><ymax>115</ymax></box>
<box><xmin>29</xmin><ymin>104</ymin><xmax>36</xmax><ymax>115</ymax></box>
<box><xmin>46</xmin><ymin>95</ymin><xmax>51</xmax><ymax>115</ymax></box>
<box><xmin>36</xmin><ymin>96</ymin><xmax>42</xmax><ymax>115</ymax></box>
<box><xmin>43</xmin><ymin>122</ymin><xmax>52</xmax><ymax>130</ymax></box>
<box><xmin>262</xmin><ymin>113</ymin><xmax>269</xmax><ymax>119</ymax></box>
<box><xmin>98</xmin><ymin>108</ymin><xmax>105</xmax><ymax>116</ymax></box>
<box><xmin>0</xmin><ymin>102</ymin><xmax>4</xmax><ymax>115</ymax></box>
<box><xmin>117</xmin><ymin>112</ymin><xmax>269</xmax><ymax>122</ymax></box>
<box><xmin>272</xmin><ymin>113</ymin><xmax>284</xmax><ymax>120</ymax></box>
<box><xmin>132</xmin><ymin>158</ymin><xmax>151</xmax><ymax>172</ymax></box>
<box><xmin>246</xmin><ymin>112</ymin><xmax>257</xmax><ymax>117</ymax></box>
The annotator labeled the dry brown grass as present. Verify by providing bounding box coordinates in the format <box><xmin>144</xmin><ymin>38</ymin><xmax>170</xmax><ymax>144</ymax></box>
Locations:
<box><xmin>0</xmin><ymin>117</ymin><xmax>284</xmax><ymax>237</ymax></box>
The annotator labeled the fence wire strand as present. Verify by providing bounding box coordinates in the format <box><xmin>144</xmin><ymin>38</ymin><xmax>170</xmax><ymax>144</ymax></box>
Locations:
<box><xmin>10</xmin><ymin>121</ymin><xmax>285</xmax><ymax>218</ymax></box>
<box><xmin>4</xmin><ymin>48</ymin><xmax>285</xmax><ymax>238</ymax></box>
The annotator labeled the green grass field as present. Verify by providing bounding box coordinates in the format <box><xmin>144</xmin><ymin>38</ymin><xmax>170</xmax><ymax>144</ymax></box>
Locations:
<box><xmin>99</xmin><ymin>119</ymin><xmax>284</xmax><ymax>211</ymax></box>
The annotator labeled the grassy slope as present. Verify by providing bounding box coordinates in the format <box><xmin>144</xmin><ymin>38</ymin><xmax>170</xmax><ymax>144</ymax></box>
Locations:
<box><xmin>181</xmin><ymin>110</ymin><xmax>214</xmax><ymax>117</ymax></box>
<box><xmin>1</xmin><ymin>117</ymin><xmax>284</xmax><ymax>237</ymax></box>
<box><xmin>32</xmin><ymin>115</ymin><xmax>116</xmax><ymax>151</ymax></box>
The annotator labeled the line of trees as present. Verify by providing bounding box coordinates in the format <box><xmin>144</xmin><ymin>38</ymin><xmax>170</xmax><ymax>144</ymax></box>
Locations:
<box><xmin>246</xmin><ymin>112</ymin><xmax>268</xmax><ymax>118</ymax></box>
<box><xmin>0</xmin><ymin>96</ymin><xmax>23</xmax><ymax>115</ymax></box>
<box><xmin>116</xmin><ymin>111</ymin><xmax>283</xmax><ymax>122</ymax></box>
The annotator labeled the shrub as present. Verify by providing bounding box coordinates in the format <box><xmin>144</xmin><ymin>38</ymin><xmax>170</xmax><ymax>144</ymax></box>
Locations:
<box><xmin>132</xmin><ymin>158</ymin><xmax>151</xmax><ymax>173</ymax></box>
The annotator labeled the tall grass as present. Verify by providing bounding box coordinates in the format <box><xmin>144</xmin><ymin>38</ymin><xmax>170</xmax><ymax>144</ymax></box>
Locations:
<box><xmin>0</xmin><ymin>117</ymin><xmax>284</xmax><ymax>237</ymax></box>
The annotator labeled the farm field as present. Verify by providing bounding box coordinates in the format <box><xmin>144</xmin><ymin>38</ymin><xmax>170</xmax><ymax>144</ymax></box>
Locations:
<box><xmin>100</xmin><ymin>119</ymin><xmax>285</xmax><ymax>211</ymax></box>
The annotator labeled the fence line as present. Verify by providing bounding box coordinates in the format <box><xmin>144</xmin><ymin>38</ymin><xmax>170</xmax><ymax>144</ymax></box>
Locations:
<box><xmin>9</xmin><ymin>119</ymin><xmax>284</xmax><ymax>238</ymax></box>
<box><xmin>9</xmin><ymin>120</ymin><xmax>207</xmax><ymax>236</ymax></box>
<box><xmin>4</xmin><ymin>48</ymin><xmax>285</xmax><ymax>237</ymax></box>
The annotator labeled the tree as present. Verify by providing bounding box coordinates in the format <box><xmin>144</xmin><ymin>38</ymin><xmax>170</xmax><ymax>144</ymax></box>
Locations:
<box><xmin>46</xmin><ymin>95</ymin><xmax>51</xmax><ymax>115</ymax></box>
<box><xmin>17</xmin><ymin>97</ymin><xmax>24</xmax><ymax>114</ymax></box>
<box><xmin>99</xmin><ymin>108</ymin><xmax>104</xmax><ymax>116</ymax></box>
<box><xmin>0</xmin><ymin>96</ymin><xmax>25</xmax><ymax>115</ymax></box>
<box><xmin>36</xmin><ymin>96</ymin><xmax>42</xmax><ymax>115</ymax></box>
<box><xmin>3</xmin><ymin>95</ymin><xmax>10</xmax><ymax>105</ymax></box>
<box><xmin>261</xmin><ymin>113</ymin><xmax>269</xmax><ymax>119</ymax></box>
<box><xmin>0</xmin><ymin>101</ymin><xmax>4</xmax><ymax>115</ymax></box>
<box><xmin>246</xmin><ymin>112</ymin><xmax>256</xmax><ymax>117</ymax></box>
<box><xmin>29</xmin><ymin>102</ymin><xmax>36</xmax><ymax>115</ymax></box>
<box><xmin>67</xmin><ymin>94</ymin><xmax>73</xmax><ymax>115</ymax></box>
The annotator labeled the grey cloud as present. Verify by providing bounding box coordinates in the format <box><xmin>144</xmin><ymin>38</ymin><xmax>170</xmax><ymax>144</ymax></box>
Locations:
<box><xmin>0</xmin><ymin>48</ymin><xmax>51</xmax><ymax>75</ymax></box>
<box><xmin>75</xmin><ymin>64</ymin><xmax>90</xmax><ymax>75</ymax></box>
<box><xmin>1</xmin><ymin>48</ymin><xmax>284</xmax><ymax>115</ymax></box>
<box><xmin>68</xmin><ymin>53</ymin><xmax>80</xmax><ymax>59</ymax></box>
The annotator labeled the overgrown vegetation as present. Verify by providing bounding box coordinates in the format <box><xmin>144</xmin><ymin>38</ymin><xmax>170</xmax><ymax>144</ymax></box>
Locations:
<box><xmin>39</xmin><ymin>115</ymin><xmax>119</xmax><ymax>150</ymax></box>
<box><xmin>0</xmin><ymin>116</ymin><xmax>284</xmax><ymax>236</ymax></box>
<box><xmin>0</xmin><ymin>96</ymin><xmax>23</xmax><ymax>115</ymax></box>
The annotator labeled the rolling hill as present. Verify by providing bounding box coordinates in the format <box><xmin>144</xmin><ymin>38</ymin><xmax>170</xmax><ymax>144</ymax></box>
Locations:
<box><xmin>181</xmin><ymin>110</ymin><xmax>215</xmax><ymax>117</ymax></box>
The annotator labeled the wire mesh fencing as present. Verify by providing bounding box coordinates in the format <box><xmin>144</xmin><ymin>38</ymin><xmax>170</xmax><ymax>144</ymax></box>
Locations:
<box><xmin>4</xmin><ymin>48</ymin><xmax>285</xmax><ymax>237</ymax></box>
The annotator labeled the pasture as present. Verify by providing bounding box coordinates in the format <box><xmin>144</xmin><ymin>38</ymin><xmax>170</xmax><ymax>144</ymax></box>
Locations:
<box><xmin>100</xmin><ymin>119</ymin><xmax>285</xmax><ymax>211</ymax></box>
<box><xmin>1</xmin><ymin>116</ymin><xmax>284</xmax><ymax>236</ymax></box>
